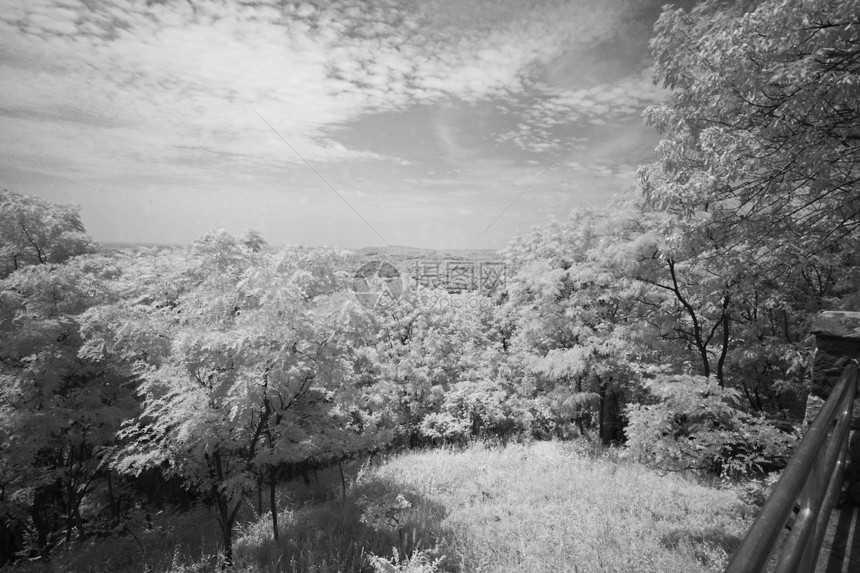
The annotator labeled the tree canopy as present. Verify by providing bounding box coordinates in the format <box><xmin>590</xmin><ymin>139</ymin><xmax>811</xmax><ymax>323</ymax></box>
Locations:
<box><xmin>641</xmin><ymin>0</ymin><xmax>859</xmax><ymax>295</ymax></box>
<box><xmin>0</xmin><ymin>190</ymin><xmax>98</xmax><ymax>278</ymax></box>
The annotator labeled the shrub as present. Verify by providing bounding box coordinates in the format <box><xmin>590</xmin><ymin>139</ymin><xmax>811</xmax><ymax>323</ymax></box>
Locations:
<box><xmin>417</xmin><ymin>379</ymin><xmax>542</xmax><ymax>445</ymax></box>
<box><xmin>625</xmin><ymin>375</ymin><xmax>798</xmax><ymax>478</ymax></box>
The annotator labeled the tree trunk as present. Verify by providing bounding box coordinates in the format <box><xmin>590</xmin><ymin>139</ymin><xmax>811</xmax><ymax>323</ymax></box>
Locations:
<box><xmin>666</xmin><ymin>258</ymin><xmax>711</xmax><ymax>378</ymax></box>
<box><xmin>64</xmin><ymin>482</ymin><xmax>86</xmax><ymax>545</ymax></box>
<box><xmin>575</xmin><ymin>417</ymin><xmax>586</xmax><ymax>437</ymax></box>
<box><xmin>207</xmin><ymin>450</ymin><xmax>241</xmax><ymax>568</ymax></box>
<box><xmin>70</xmin><ymin>505</ymin><xmax>86</xmax><ymax>542</ymax></box>
<box><xmin>715</xmin><ymin>304</ymin><xmax>730</xmax><ymax>387</ymax></box>
<box><xmin>30</xmin><ymin>486</ymin><xmax>57</xmax><ymax>561</ymax></box>
<box><xmin>0</xmin><ymin>517</ymin><xmax>22</xmax><ymax>567</ymax></box>
<box><xmin>603</xmin><ymin>390</ymin><xmax>622</xmax><ymax>443</ymax></box>
<box><xmin>256</xmin><ymin>475</ymin><xmax>263</xmax><ymax>517</ymax></box>
<box><xmin>268</xmin><ymin>469</ymin><xmax>278</xmax><ymax>541</ymax></box>
<box><xmin>598</xmin><ymin>383</ymin><xmax>606</xmax><ymax>444</ymax></box>
<box><xmin>215</xmin><ymin>492</ymin><xmax>235</xmax><ymax>567</ymax></box>
<box><xmin>107</xmin><ymin>471</ymin><xmax>118</xmax><ymax>527</ymax></box>
<box><xmin>65</xmin><ymin>512</ymin><xmax>74</xmax><ymax>545</ymax></box>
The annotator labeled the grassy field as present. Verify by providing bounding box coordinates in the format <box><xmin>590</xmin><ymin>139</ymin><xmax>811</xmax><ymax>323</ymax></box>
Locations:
<box><xmin>6</xmin><ymin>441</ymin><xmax>755</xmax><ymax>573</ymax></box>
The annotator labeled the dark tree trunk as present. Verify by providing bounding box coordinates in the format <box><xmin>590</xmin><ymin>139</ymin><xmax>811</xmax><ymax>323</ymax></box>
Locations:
<box><xmin>598</xmin><ymin>383</ymin><xmax>606</xmax><ymax>443</ymax></box>
<box><xmin>268</xmin><ymin>469</ymin><xmax>278</xmax><ymax>541</ymax></box>
<box><xmin>0</xmin><ymin>518</ymin><xmax>22</xmax><ymax>567</ymax></box>
<box><xmin>665</xmin><ymin>258</ymin><xmax>711</xmax><ymax>378</ymax></box>
<box><xmin>715</xmin><ymin>304</ymin><xmax>730</xmax><ymax>387</ymax></box>
<box><xmin>107</xmin><ymin>471</ymin><xmax>118</xmax><ymax>527</ymax></box>
<box><xmin>256</xmin><ymin>475</ymin><xmax>263</xmax><ymax>516</ymax></box>
<box><xmin>600</xmin><ymin>389</ymin><xmax>622</xmax><ymax>444</ymax></box>
<box><xmin>207</xmin><ymin>451</ymin><xmax>241</xmax><ymax>568</ymax></box>
<box><xmin>30</xmin><ymin>485</ymin><xmax>60</xmax><ymax>561</ymax></box>
<box><xmin>575</xmin><ymin>417</ymin><xmax>586</xmax><ymax>437</ymax></box>
<box><xmin>64</xmin><ymin>482</ymin><xmax>84</xmax><ymax>545</ymax></box>
<box><xmin>214</xmin><ymin>491</ymin><xmax>236</xmax><ymax>567</ymax></box>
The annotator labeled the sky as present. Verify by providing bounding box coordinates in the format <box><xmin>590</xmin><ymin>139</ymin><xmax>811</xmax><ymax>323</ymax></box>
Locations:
<box><xmin>0</xmin><ymin>0</ymin><xmax>693</xmax><ymax>250</ymax></box>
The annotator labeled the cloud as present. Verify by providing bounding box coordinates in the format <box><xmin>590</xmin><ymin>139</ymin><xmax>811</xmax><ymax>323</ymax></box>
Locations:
<box><xmin>1</xmin><ymin>0</ymin><xmax>674</xmax><ymax>253</ymax></box>
<box><xmin>3</xmin><ymin>1</ymin><xmax>406</xmax><ymax>177</ymax></box>
<box><xmin>498</xmin><ymin>69</ymin><xmax>669</xmax><ymax>154</ymax></box>
<box><xmin>1</xmin><ymin>0</ymin><xmax>664</xmax><ymax>180</ymax></box>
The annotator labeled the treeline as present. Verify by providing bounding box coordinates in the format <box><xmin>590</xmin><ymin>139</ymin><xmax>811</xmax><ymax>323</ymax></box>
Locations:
<box><xmin>0</xmin><ymin>190</ymin><xmax>837</xmax><ymax>565</ymax></box>
<box><xmin>1</xmin><ymin>0</ymin><xmax>858</xmax><ymax>566</ymax></box>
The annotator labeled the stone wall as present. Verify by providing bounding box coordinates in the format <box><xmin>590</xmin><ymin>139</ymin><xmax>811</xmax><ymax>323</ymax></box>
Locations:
<box><xmin>809</xmin><ymin>311</ymin><xmax>860</xmax><ymax>399</ymax></box>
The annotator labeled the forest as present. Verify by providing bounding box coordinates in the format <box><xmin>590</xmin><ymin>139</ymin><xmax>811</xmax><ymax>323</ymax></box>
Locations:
<box><xmin>1</xmin><ymin>0</ymin><xmax>858</xmax><ymax>571</ymax></box>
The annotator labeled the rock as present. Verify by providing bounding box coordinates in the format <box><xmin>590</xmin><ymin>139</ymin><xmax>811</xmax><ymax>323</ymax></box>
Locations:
<box><xmin>811</xmin><ymin>311</ymin><xmax>860</xmax><ymax>340</ymax></box>
<box><xmin>808</xmin><ymin>311</ymin><xmax>860</xmax><ymax>400</ymax></box>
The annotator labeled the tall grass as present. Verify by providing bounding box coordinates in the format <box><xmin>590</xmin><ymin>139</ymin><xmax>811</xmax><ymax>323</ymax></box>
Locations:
<box><xmin>365</xmin><ymin>440</ymin><xmax>751</xmax><ymax>573</ymax></box>
<box><xmin>4</xmin><ymin>440</ymin><xmax>754</xmax><ymax>573</ymax></box>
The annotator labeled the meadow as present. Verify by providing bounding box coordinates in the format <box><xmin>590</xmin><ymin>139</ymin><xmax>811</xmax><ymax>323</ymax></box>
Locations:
<box><xmin>8</xmin><ymin>440</ymin><xmax>755</xmax><ymax>573</ymax></box>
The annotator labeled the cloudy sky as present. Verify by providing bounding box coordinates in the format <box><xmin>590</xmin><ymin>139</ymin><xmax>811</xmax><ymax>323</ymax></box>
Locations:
<box><xmin>1</xmin><ymin>0</ymin><xmax>691</xmax><ymax>249</ymax></box>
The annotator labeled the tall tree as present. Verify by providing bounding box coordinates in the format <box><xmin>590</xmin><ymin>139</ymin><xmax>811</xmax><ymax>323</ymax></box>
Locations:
<box><xmin>0</xmin><ymin>190</ymin><xmax>97</xmax><ymax>279</ymax></box>
<box><xmin>82</xmin><ymin>233</ymin><xmax>375</xmax><ymax>562</ymax></box>
<box><xmin>632</xmin><ymin>0</ymin><xmax>860</xmax><ymax>409</ymax></box>
<box><xmin>501</xmin><ymin>209</ymin><xmax>648</xmax><ymax>442</ymax></box>
<box><xmin>641</xmin><ymin>0</ymin><xmax>860</xmax><ymax>299</ymax></box>
<box><xmin>0</xmin><ymin>255</ymin><xmax>134</xmax><ymax>561</ymax></box>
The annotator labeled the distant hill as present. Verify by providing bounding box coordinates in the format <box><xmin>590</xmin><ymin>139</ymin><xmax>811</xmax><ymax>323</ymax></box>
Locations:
<box><xmin>98</xmin><ymin>242</ymin><xmax>506</xmax><ymax>294</ymax></box>
<box><xmin>348</xmin><ymin>245</ymin><xmax>499</xmax><ymax>261</ymax></box>
<box><xmin>100</xmin><ymin>243</ymin><xmax>500</xmax><ymax>259</ymax></box>
<box><xmin>100</xmin><ymin>241</ymin><xmax>185</xmax><ymax>252</ymax></box>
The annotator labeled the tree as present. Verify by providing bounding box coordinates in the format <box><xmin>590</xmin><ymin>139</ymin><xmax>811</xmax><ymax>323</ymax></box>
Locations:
<box><xmin>0</xmin><ymin>255</ymin><xmax>134</xmax><ymax>561</ymax></box>
<box><xmin>0</xmin><ymin>190</ymin><xmax>97</xmax><ymax>278</ymax></box>
<box><xmin>589</xmin><ymin>192</ymin><xmax>811</xmax><ymax>417</ymax></box>
<box><xmin>0</xmin><ymin>192</ymin><xmax>122</xmax><ymax>562</ymax></box>
<box><xmin>641</xmin><ymin>0</ymin><xmax>860</xmax><ymax>298</ymax></box>
<box><xmin>598</xmin><ymin>203</ymin><xmax>739</xmax><ymax>386</ymax></box>
<box><xmin>631</xmin><ymin>0</ymin><xmax>860</xmax><ymax>414</ymax></box>
<box><xmin>500</xmin><ymin>209</ymin><xmax>650</xmax><ymax>442</ymax></box>
<box><xmin>349</xmin><ymin>273</ymin><xmax>537</xmax><ymax>447</ymax></box>
<box><xmin>241</xmin><ymin>229</ymin><xmax>268</xmax><ymax>253</ymax></box>
<box><xmin>82</xmin><ymin>232</ymin><xmax>376</xmax><ymax>563</ymax></box>
<box><xmin>359</xmin><ymin>285</ymin><xmax>476</xmax><ymax>446</ymax></box>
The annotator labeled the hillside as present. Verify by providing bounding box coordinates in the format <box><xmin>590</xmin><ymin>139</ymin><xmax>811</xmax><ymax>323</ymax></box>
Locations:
<box><xmin>15</xmin><ymin>441</ymin><xmax>755</xmax><ymax>573</ymax></box>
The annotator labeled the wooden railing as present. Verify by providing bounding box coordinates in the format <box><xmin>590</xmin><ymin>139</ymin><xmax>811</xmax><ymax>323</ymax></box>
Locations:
<box><xmin>725</xmin><ymin>363</ymin><xmax>858</xmax><ymax>573</ymax></box>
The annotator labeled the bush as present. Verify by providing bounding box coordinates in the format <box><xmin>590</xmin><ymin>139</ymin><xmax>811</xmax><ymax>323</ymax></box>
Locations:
<box><xmin>417</xmin><ymin>379</ymin><xmax>544</xmax><ymax>445</ymax></box>
<box><xmin>624</xmin><ymin>375</ymin><xmax>798</xmax><ymax>478</ymax></box>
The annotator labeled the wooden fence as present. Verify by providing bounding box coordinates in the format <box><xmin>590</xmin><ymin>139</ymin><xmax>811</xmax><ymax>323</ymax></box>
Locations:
<box><xmin>725</xmin><ymin>363</ymin><xmax>858</xmax><ymax>572</ymax></box>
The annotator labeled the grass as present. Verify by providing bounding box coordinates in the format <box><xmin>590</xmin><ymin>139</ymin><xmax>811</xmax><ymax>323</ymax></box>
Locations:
<box><xmin>358</xmin><ymin>441</ymin><xmax>751</xmax><ymax>573</ymax></box>
<box><xmin>4</xmin><ymin>440</ymin><xmax>754</xmax><ymax>573</ymax></box>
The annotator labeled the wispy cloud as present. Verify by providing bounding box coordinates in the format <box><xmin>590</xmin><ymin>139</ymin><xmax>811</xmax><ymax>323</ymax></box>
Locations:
<box><xmin>498</xmin><ymin>70</ymin><xmax>668</xmax><ymax>154</ymax></box>
<box><xmin>1</xmin><ymin>0</ymin><xmax>661</xmax><ymax>168</ymax></box>
<box><xmin>1</xmin><ymin>0</ymin><xmax>675</xmax><ymax>248</ymax></box>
